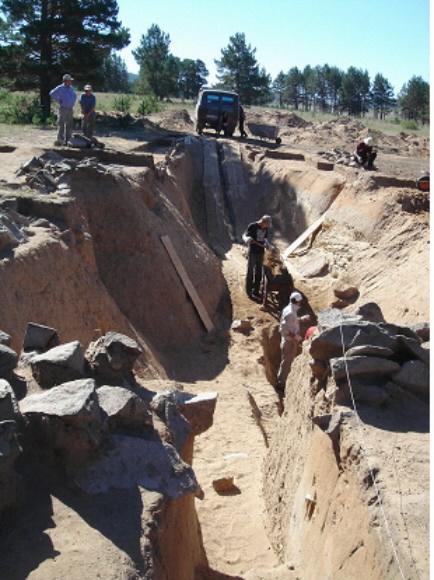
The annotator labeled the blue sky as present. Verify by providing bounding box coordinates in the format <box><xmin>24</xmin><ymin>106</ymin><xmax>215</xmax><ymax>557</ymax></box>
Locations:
<box><xmin>118</xmin><ymin>0</ymin><xmax>429</xmax><ymax>94</ymax></box>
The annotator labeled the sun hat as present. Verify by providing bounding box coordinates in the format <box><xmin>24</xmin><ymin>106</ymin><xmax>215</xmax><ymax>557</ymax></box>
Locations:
<box><xmin>63</xmin><ymin>74</ymin><xmax>74</xmax><ymax>81</ymax></box>
<box><xmin>290</xmin><ymin>291</ymin><xmax>303</xmax><ymax>303</ymax></box>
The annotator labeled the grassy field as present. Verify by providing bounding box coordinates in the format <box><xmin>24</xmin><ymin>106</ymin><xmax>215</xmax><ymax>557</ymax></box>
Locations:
<box><xmin>0</xmin><ymin>90</ymin><xmax>429</xmax><ymax>138</ymax></box>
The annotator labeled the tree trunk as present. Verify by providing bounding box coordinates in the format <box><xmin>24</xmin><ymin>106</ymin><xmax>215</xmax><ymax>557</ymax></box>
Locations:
<box><xmin>39</xmin><ymin>0</ymin><xmax>53</xmax><ymax>119</ymax></box>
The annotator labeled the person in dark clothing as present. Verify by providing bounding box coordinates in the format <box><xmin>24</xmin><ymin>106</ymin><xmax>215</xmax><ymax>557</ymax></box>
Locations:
<box><xmin>242</xmin><ymin>215</ymin><xmax>272</xmax><ymax>299</ymax></box>
<box><xmin>80</xmin><ymin>84</ymin><xmax>96</xmax><ymax>139</ymax></box>
<box><xmin>239</xmin><ymin>105</ymin><xmax>247</xmax><ymax>138</ymax></box>
<box><xmin>355</xmin><ymin>136</ymin><xmax>377</xmax><ymax>169</ymax></box>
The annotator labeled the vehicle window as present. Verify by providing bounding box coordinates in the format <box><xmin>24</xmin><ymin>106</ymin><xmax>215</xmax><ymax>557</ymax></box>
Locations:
<box><xmin>206</xmin><ymin>95</ymin><xmax>220</xmax><ymax>104</ymax></box>
<box><xmin>221</xmin><ymin>96</ymin><xmax>235</xmax><ymax>104</ymax></box>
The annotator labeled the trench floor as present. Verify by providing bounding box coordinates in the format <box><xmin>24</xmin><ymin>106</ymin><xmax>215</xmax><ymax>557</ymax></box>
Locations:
<box><xmin>186</xmin><ymin>246</ymin><xmax>294</xmax><ymax>579</ymax></box>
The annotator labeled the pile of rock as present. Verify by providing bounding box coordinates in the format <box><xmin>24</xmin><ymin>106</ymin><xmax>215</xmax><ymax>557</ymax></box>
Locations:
<box><xmin>0</xmin><ymin>322</ymin><xmax>218</xmax><ymax>515</ymax></box>
<box><xmin>0</xmin><ymin>206</ymin><xmax>29</xmax><ymax>254</ymax></box>
<box><xmin>317</xmin><ymin>148</ymin><xmax>356</xmax><ymax>166</ymax></box>
<box><xmin>309</xmin><ymin>307</ymin><xmax>430</xmax><ymax>407</ymax></box>
<box><xmin>16</xmin><ymin>151</ymin><xmax>78</xmax><ymax>194</ymax></box>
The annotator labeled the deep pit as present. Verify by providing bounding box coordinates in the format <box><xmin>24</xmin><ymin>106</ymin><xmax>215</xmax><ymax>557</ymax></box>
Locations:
<box><xmin>0</xmin><ymin>116</ymin><xmax>429</xmax><ymax>580</ymax></box>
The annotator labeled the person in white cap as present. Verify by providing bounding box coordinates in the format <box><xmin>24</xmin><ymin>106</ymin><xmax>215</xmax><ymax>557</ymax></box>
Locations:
<box><xmin>50</xmin><ymin>74</ymin><xmax>77</xmax><ymax>146</ymax></box>
<box><xmin>355</xmin><ymin>136</ymin><xmax>377</xmax><ymax>169</ymax></box>
<box><xmin>80</xmin><ymin>84</ymin><xmax>96</xmax><ymax>139</ymax></box>
<box><xmin>276</xmin><ymin>291</ymin><xmax>305</xmax><ymax>396</ymax></box>
<box><xmin>242</xmin><ymin>215</ymin><xmax>272</xmax><ymax>299</ymax></box>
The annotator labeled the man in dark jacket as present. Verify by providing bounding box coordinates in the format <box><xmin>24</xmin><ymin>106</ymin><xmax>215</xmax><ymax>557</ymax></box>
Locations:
<box><xmin>239</xmin><ymin>104</ymin><xmax>247</xmax><ymax>138</ymax></box>
<box><xmin>355</xmin><ymin>136</ymin><xmax>377</xmax><ymax>169</ymax></box>
<box><xmin>242</xmin><ymin>215</ymin><xmax>272</xmax><ymax>299</ymax></box>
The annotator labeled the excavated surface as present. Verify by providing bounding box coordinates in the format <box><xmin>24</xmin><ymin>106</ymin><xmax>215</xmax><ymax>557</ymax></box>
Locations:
<box><xmin>0</xmin><ymin>110</ymin><xmax>429</xmax><ymax>579</ymax></box>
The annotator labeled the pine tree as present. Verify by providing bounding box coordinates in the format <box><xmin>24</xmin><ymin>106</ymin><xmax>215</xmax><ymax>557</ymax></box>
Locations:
<box><xmin>340</xmin><ymin>67</ymin><xmax>371</xmax><ymax>116</ymax></box>
<box><xmin>0</xmin><ymin>0</ymin><xmax>130</xmax><ymax>117</ymax></box>
<box><xmin>133</xmin><ymin>24</ymin><xmax>179</xmax><ymax>99</ymax></box>
<box><xmin>371</xmin><ymin>73</ymin><xmax>395</xmax><ymax>119</ymax></box>
<box><xmin>283</xmin><ymin>67</ymin><xmax>303</xmax><ymax>110</ymax></box>
<box><xmin>215</xmin><ymin>33</ymin><xmax>271</xmax><ymax>105</ymax></box>
<box><xmin>101</xmin><ymin>53</ymin><xmax>130</xmax><ymax>93</ymax></box>
<box><xmin>398</xmin><ymin>76</ymin><xmax>429</xmax><ymax>124</ymax></box>
<box><xmin>178</xmin><ymin>59</ymin><xmax>208</xmax><ymax>100</ymax></box>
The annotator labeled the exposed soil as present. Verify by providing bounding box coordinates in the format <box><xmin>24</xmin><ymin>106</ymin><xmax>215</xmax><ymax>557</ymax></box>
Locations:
<box><xmin>0</xmin><ymin>108</ymin><xmax>429</xmax><ymax>579</ymax></box>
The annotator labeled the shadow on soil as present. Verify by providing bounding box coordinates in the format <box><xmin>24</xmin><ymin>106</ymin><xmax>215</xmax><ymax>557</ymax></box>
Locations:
<box><xmin>0</xmin><ymin>483</ymin><xmax>146</xmax><ymax>579</ymax></box>
<box><xmin>358</xmin><ymin>394</ymin><xmax>429</xmax><ymax>434</ymax></box>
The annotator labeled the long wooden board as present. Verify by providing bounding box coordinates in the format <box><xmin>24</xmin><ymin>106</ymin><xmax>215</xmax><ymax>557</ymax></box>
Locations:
<box><xmin>283</xmin><ymin>213</ymin><xmax>327</xmax><ymax>259</ymax></box>
<box><xmin>160</xmin><ymin>235</ymin><xmax>215</xmax><ymax>332</ymax></box>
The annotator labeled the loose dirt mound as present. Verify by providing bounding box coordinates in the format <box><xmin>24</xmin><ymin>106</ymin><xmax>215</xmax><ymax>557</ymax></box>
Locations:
<box><xmin>248</xmin><ymin>109</ymin><xmax>312</xmax><ymax>130</ymax></box>
<box><xmin>152</xmin><ymin>108</ymin><xmax>195</xmax><ymax>132</ymax></box>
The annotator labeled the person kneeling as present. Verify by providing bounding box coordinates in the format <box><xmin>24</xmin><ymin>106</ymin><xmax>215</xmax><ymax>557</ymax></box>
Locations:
<box><xmin>276</xmin><ymin>291</ymin><xmax>307</xmax><ymax>397</ymax></box>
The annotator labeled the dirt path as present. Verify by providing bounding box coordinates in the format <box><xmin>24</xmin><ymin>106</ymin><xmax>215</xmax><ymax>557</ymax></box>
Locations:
<box><xmin>185</xmin><ymin>246</ymin><xmax>292</xmax><ymax>579</ymax></box>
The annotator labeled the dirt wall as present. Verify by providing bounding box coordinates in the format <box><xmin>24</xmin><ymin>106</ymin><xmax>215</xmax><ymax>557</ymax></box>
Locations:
<box><xmin>70</xmin><ymin>163</ymin><xmax>228</xmax><ymax>369</ymax></box>
<box><xmin>263</xmin><ymin>346</ymin><xmax>428</xmax><ymax>579</ymax></box>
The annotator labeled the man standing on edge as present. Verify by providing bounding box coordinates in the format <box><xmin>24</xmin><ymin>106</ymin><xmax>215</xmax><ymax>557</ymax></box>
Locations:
<box><xmin>242</xmin><ymin>215</ymin><xmax>272</xmax><ymax>299</ymax></box>
<box><xmin>80</xmin><ymin>84</ymin><xmax>96</xmax><ymax>140</ymax></box>
<box><xmin>50</xmin><ymin>74</ymin><xmax>77</xmax><ymax>146</ymax></box>
<box><xmin>276</xmin><ymin>291</ymin><xmax>304</xmax><ymax>397</ymax></box>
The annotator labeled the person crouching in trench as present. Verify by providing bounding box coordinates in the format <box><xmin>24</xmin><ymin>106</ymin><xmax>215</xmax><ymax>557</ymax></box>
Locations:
<box><xmin>276</xmin><ymin>291</ymin><xmax>310</xmax><ymax>398</ymax></box>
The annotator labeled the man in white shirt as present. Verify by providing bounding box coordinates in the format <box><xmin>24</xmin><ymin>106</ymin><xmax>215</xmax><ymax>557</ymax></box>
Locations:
<box><xmin>276</xmin><ymin>291</ymin><xmax>305</xmax><ymax>396</ymax></box>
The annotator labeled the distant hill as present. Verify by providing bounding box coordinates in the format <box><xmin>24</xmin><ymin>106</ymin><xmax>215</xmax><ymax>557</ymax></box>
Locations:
<box><xmin>128</xmin><ymin>72</ymin><xmax>139</xmax><ymax>84</ymax></box>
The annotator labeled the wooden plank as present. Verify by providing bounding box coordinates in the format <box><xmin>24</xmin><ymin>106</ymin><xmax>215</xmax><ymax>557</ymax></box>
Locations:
<box><xmin>283</xmin><ymin>213</ymin><xmax>327</xmax><ymax>259</ymax></box>
<box><xmin>160</xmin><ymin>235</ymin><xmax>215</xmax><ymax>332</ymax></box>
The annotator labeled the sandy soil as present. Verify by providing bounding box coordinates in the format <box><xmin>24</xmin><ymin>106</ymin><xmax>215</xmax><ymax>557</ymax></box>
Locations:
<box><xmin>0</xmin><ymin>109</ymin><xmax>429</xmax><ymax>579</ymax></box>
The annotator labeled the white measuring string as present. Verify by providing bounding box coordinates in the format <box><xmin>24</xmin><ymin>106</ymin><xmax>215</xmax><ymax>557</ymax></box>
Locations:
<box><xmin>338</xmin><ymin>321</ymin><xmax>407</xmax><ymax>580</ymax></box>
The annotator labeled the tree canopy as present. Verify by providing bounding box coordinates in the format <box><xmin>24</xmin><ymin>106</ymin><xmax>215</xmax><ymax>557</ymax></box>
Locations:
<box><xmin>0</xmin><ymin>0</ymin><xmax>129</xmax><ymax>116</ymax></box>
<box><xmin>215</xmin><ymin>33</ymin><xmax>271</xmax><ymax>105</ymax></box>
<box><xmin>399</xmin><ymin>76</ymin><xmax>430</xmax><ymax>124</ymax></box>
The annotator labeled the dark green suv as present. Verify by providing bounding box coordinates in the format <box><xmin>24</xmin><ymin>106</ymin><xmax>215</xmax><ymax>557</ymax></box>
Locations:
<box><xmin>195</xmin><ymin>89</ymin><xmax>240</xmax><ymax>137</ymax></box>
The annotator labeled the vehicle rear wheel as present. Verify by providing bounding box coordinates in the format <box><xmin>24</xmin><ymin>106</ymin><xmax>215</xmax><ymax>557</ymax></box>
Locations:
<box><xmin>275</xmin><ymin>137</ymin><xmax>282</xmax><ymax>145</ymax></box>
<box><xmin>196</xmin><ymin>122</ymin><xmax>203</xmax><ymax>135</ymax></box>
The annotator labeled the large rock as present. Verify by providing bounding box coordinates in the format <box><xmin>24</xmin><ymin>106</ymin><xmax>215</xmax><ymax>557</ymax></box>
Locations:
<box><xmin>23</xmin><ymin>322</ymin><xmax>59</xmax><ymax>352</ymax></box>
<box><xmin>0</xmin><ymin>379</ymin><xmax>19</xmax><ymax>420</ymax></box>
<box><xmin>393</xmin><ymin>360</ymin><xmax>429</xmax><ymax>400</ymax></box>
<box><xmin>97</xmin><ymin>385</ymin><xmax>152</xmax><ymax>433</ymax></box>
<box><xmin>316</xmin><ymin>309</ymin><xmax>362</xmax><ymax>331</ymax></box>
<box><xmin>310</xmin><ymin>321</ymin><xmax>396</xmax><ymax>362</ymax></box>
<box><xmin>0</xmin><ymin>420</ymin><xmax>22</xmax><ymax>512</ymax></box>
<box><xmin>20</xmin><ymin>379</ymin><xmax>104</xmax><ymax>465</ymax></box>
<box><xmin>75</xmin><ymin>435</ymin><xmax>199</xmax><ymax>498</ymax></box>
<box><xmin>86</xmin><ymin>332</ymin><xmax>142</xmax><ymax>383</ymax></box>
<box><xmin>396</xmin><ymin>335</ymin><xmax>430</xmax><ymax>366</ymax></box>
<box><xmin>0</xmin><ymin>344</ymin><xmax>18</xmax><ymax>377</ymax></box>
<box><xmin>354</xmin><ymin>302</ymin><xmax>386</xmax><ymax>324</ymax></box>
<box><xmin>30</xmin><ymin>340</ymin><xmax>85</xmax><ymax>388</ymax></box>
<box><xmin>0</xmin><ymin>331</ymin><xmax>11</xmax><ymax>346</ymax></box>
<box><xmin>151</xmin><ymin>391</ymin><xmax>191</xmax><ymax>451</ymax></box>
<box><xmin>298</xmin><ymin>254</ymin><xmax>329</xmax><ymax>278</ymax></box>
<box><xmin>175</xmin><ymin>391</ymin><xmax>218</xmax><ymax>435</ymax></box>
<box><xmin>330</xmin><ymin>356</ymin><xmax>400</xmax><ymax>381</ymax></box>
<box><xmin>334</xmin><ymin>380</ymin><xmax>390</xmax><ymax>407</ymax></box>
<box><xmin>410</xmin><ymin>322</ymin><xmax>429</xmax><ymax>343</ymax></box>
<box><xmin>345</xmin><ymin>345</ymin><xmax>394</xmax><ymax>358</ymax></box>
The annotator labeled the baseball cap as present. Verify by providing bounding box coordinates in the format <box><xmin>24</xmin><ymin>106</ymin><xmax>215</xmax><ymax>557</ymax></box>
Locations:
<box><xmin>63</xmin><ymin>74</ymin><xmax>74</xmax><ymax>81</ymax></box>
<box><xmin>84</xmin><ymin>84</ymin><xmax>92</xmax><ymax>91</ymax></box>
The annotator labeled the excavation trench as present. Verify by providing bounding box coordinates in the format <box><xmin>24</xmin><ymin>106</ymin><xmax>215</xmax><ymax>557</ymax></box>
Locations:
<box><xmin>0</xmin><ymin>135</ymin><xmax>429</xmax><ymax>579</ymax></box>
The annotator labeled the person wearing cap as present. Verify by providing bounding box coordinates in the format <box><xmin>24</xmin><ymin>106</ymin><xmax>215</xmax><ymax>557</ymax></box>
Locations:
<box><xmin>276</xmin><ymin>291</ymin><xmax>304</xmax><ymax>396</ymax></box>
<box><xmin>242</xmin><ymin>215</ymin><xmax>272</xmax><ymax>299</ymax></box>
<box><xmin>80</xmin><ymin>84</ymin><xmax>97</xmax><ymax>139</ymax></box>
<box><xmin>50</xmin><ymin>74</ymin><xmax>77</xmax><ymax>146</ymax></box>
<box><xmin>355</xmin><ymin>136</ymin><xmax>377</xmax><ymax>169</ymax></box>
